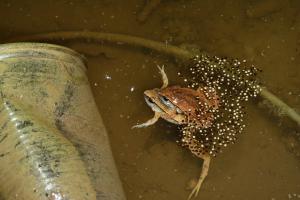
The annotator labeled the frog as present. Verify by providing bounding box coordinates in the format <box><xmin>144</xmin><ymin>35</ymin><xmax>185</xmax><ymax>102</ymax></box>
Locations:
<box><xmin>132</xmin><ymin>65</ymin><xmax>220</xmax><ymax>199</ymax></box>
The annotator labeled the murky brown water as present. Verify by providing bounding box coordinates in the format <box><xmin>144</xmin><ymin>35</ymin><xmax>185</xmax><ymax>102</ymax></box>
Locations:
<box><xmin>0</xmin><ymin>0</ymin><xmax>300</xmax><ymax>199</ymax></box>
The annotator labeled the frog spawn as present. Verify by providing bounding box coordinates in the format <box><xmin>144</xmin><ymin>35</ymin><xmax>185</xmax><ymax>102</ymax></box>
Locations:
<box><xmin>178</xmin><ymin>55</ymin><xmax>261</xmax><ymax>157</ymax></box>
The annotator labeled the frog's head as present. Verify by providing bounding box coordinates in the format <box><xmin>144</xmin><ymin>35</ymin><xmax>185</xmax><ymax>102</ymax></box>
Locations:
<box><xmin>143</xmin><ymin>87</ymin><xmax>186</xmax><ymax>124</ymax></box>
<box><xmin>144</xmin><ymin>86</ymin><xmax>219</xmax><ymax>128</ymax></box>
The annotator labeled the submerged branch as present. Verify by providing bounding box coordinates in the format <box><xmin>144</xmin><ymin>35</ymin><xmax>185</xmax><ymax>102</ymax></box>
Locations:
<box><xmin>260</xmin><ymin>88</ymin><xmax>300</xmax><ymax>126</ymax></box>
<box><xmin>9</xmin><ymin>31</ymin><xmax>192</xmax><ymax>59</ymax></box>
<box><xmin>8</xmin><ymin>31</ymin><xmax>300</xmax><ymax>126</ymax></box>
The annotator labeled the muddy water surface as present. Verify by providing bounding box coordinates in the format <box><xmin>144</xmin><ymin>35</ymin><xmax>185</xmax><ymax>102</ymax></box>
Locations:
<box><xmin>0</xmin><ymin>0</ymin><xmax>300</xmax><ymax>199</ymax></box>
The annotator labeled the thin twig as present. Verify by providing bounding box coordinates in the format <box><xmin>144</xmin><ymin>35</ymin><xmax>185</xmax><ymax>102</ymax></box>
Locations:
<box><xmin>137</xmin><ymin>0</ymin><xmax>162</xmax><ymax>23</ymax></box>
<box><xmin>8</xmin><ymin>31</ymin><xmax>300</xmax><ymax>126</ymax></box>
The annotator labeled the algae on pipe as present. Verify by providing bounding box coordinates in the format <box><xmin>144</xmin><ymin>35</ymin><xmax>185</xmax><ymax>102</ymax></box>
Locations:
<box><xmin>0</xmin><ymin>97</ymin><xmax>97</xmax><ymax>200</ymax></box>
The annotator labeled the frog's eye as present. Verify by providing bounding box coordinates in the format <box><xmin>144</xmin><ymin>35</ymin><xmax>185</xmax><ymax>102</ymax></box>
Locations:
<box><xmin>145</xmin><ymin>95</ymin><xmax>155</xmax><ymax>104</ymax></box>
<box><xmin>159</xmin><ymin>95</ymin><xmax>175</xmax><ymax>109</ymax></box>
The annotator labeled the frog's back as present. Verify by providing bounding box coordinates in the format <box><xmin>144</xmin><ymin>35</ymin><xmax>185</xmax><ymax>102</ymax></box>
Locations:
<box><xmin>159</xmin><ymin>86</ymin><xmax>219</xmax><ymax>128</ymax></box>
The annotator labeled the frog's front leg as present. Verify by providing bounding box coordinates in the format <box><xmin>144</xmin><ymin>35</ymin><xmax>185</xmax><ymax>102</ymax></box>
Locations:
<box><xmin>157</xmin><ymin>65</ymin><xmax>169</xmax><ymax>89</ymax></box>
<box><xmin>132</xmin><ymin>111</ymin><xmax>161</xmax><ymax>129</ymax></box>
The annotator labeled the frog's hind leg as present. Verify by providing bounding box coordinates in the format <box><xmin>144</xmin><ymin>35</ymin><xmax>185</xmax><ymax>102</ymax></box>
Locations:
<box><xmin>132</xmin><ymin>111</ymin><xmax>161</xmax><ymax>129</ymax></box>
<box><xmin>157</xmin><ymin>65</ymin><xmax>168</xmax><ymax>89</ymax></box>
<box><xmin>188</xmin><ymin>155</ymin><xmax>211</xmax><ymax>200</ymax></box>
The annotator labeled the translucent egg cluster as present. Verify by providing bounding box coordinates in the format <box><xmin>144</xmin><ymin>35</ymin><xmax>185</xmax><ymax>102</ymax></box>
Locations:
<box><xmin>178</xmin><ymin>55</ymin><xmax>261</xmax><ymax>157</ymax></box>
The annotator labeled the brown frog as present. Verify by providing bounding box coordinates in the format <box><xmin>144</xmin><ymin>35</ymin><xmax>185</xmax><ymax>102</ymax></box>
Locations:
<box><xmin>133</xmin><ymin>66</ymin><xmax>220</xmax><ymax>199</ymax></box>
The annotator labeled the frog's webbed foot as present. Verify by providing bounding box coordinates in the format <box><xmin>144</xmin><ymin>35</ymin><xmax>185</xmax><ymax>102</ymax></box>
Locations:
<box><xmin>188</xmin><ymin>155</ymin><xmax>211</xmax><ymax>200</ymax></box>
<box><xmin>157</xmin><ymin>65</ymin><xmax>168</xmax><ymax>89</ymax></box>
<box><xmin>132</xmin><ymin>112</ymin><xmax>161</xmax><ymax>129</ymax></box>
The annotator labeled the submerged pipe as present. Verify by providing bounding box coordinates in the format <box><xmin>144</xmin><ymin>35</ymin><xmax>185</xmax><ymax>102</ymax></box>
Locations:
<box><xmin>0</xmin><ymin>98</ymin><xmax>97</xmax><ymax>200</ymax></box>
<box><xmin>0</xmin><ymin>43</ymin><xmax>126</xmax><ymax>200</ymax></box>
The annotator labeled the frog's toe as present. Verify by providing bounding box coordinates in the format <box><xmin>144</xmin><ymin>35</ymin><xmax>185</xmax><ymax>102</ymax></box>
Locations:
<box><xmin>131</xmin><ymin>123</ymin><xmax>147</xmax><ymax>129</ymax></box>
<box><xmin>187</xmin><ymin>182</ymin><xmax>201</xmax><ymax>200</ymax></box>
<box><xmin>157</xmin><ymin>65</ymin><xmax>169</xmax><ymax>88</ymax></box>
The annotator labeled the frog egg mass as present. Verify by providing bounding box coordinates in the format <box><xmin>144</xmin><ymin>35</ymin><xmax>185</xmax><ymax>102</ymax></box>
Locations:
<box><xmin>179</xmin><ymin>55</ymin><xmax>261</xmax><ymax>157</ymax></box>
